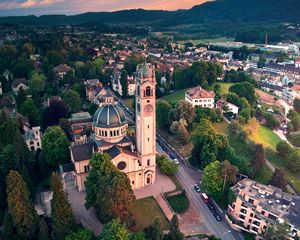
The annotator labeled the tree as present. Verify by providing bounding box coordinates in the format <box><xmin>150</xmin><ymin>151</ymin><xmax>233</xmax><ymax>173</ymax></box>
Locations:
<box><xmin>99</xmin><ymin>219</ymin><xmax>129</xmax><ymax>240</ymax></box>
<box><xmin>251</xmin><ymin>144</ymin><xmax>265</xmax><ymax>173</ymax></box>
<box><xmin>270</xmin><ymin>169</ymin><xmax>287</xmax><ymax>189</ymax></box>
<box><xmin>51</xmin><ymin>172</ymin><xmax>76</xmax><ymax>240</ymax></box>
<box><xmin>85</xmin><ymin>153</ymin><xmax>135</xmax><ymax>224</ymax></box>
<box><xmin>164</xmin><ymin>215</ymin><xmax>184</xmax><ymax>240</ymax></box>
<box><xmin>287</xmin><ymin>149</ymin><xmax>300</xmax><ymax>173</ymax></box>
<box><xmin>176</xmin><ymin>100</ymin><xmax>195</xmax><ymax>128</ymax></box>
<box><xmin>264</xmin><ymin>113</ymin><xmax>279</xmax><ymax>129</ymax></box>
<box><xmin>42</xmin><ymin>126</ymin><xmax>70</xmax><ymax>167</ymax></box>
<box><xmin>120</xmin><ymin>69</ymin><xmax>128</xmax><ymax>98</ymax></box>
<box><xmin>38</xmin><ymin>218</ymin><xmax>51</xmax><ymax>240</ymax></box>
<box><xmin>221</xmin><ymin>160</ymin><xmax>238</xmax><ymax>191</ymax></box>
<box><xmin>201</xmin><ymin>161</ymin><xmax>223</xmax><ymax>197</ymax></box>
<box><xmin>239</xmin><ymin>109</ymin><xmax>251</xmax><ymax>123</ymax></box>
<box><xmin>62</xmin><ymin>89</ymin><xmax>81</xmax><ymax>112</ymax></box>
<box><xmin>156</xmin><ymin>100</ymin><xmax>171</xmax><ymax>130</ymax></box>
<box><xmin>260</xmin><ymin>222</ymin><xmax>290</xmax><ymax>240</ymax></box>
<box><xmin>28</xmin><ymin>71</ymin><xmax>46</xmax><ymax>94</ymax></box>
<box><xmin>229</xmin><ymin>82</ymin><xmax>256</xmax><ymax>106</ymax></box>
<box><xmin>6</xmin><ymin>170</ymin><xmax>38</xmax><ymax>239</ymax></box>
<box><xmin>65</xmin><ymin>229</ymin><xmax>95</xmax><ymax>240</ymax></box>
<box><xmin>156</xmin><ymin>155</ymin><xmax>178</xmax><ymax>176</ymax></box>
<box><xmin>276</xmin><ymin>141</ymin><xmax>292</xmax><ymax>159</ymax></box>
<box><xmin>294</xmin><ymin>98</ymin><xmax>300</xmax><ymax>113</ymax></box>
<box><xmin>42</xmin><ymin>99</ymin><xmax>69</xmax><ymax>128</ymax></box>
<box><xmin>19</xmin><ymin>98</ymin><xmax>39</xmax><ymax>126</ymax></box>
<box><xmin>130</xmin><ymin>232</ymin><xmax>146</xmax><ymax>240</ymax></box>
<box><xmin>143</xmin><ymin>218</ymin><xmax>163</xmax><ymax>240</ymax></box>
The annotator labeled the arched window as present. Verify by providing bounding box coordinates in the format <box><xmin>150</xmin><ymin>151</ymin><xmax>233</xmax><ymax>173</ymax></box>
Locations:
<box><xmin>137</xmin><ymin>85</ymin><xmax>140</xmax><ymax>96</ymax></box>
<box><xmin>145</xmin><ymin>86</ymin><xmax>151</xmax><ymax>97</ymax></box>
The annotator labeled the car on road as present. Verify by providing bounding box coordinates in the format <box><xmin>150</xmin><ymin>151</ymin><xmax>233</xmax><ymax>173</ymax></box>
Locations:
<box><xmin>166</xmin><ymin>150</ymin><xmax>171</xmax><ymax>155</ymax></box>
<box><xmin>213</xmin><ymin>213</ymin><xmax>222</xmax><ymax>222</ymax></box>
<box><xmin>193</xmin><ymin>184</ymin><xmax>201</xmax><ymax>193</ymax></box>
<box><xmin>173</xmin><ymin>159</ymin><xmax>179</xmax><ymax>164</ymax></box>
<box><xmin>207</xmin><ymin>203</ymin><xmax>216</xmax><ymax>213</ymax></box>
<box><xmin>201</xmin><ymin>193</ymin><xmax>209</xmax><ymax>203</ymax></box>
<box><xmin>169</xmin><ymin>154</ymin><xmax>175</xmax><ymax>160</ymax></box>
<box><xmin>162</xmin><ymin>145</ymin><xmax>167</xmax><ymax>151</ymax></box>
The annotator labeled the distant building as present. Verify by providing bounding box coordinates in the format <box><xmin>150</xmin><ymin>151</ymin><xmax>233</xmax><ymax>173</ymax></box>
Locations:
<box><xmin>0</xmin><ymin>82</ymin><xmax>2</xmax><ymax>95</ymax></box>
<box><xmin>111</xmin><ymin>71</ymin><xmax>136</xmax><ymax>97</ymax></box>
<box><xmin>282</xmin><ymin>86</ymin><xmax>297</xmax><ymax>105</ymax></box>
<box><xmin>11</xmin><ymin>78</ymin><xmax>28</xmax><ymax>93</ymax></box>
<box><xmin>228</xmin><ymin>178</ymin><xmax>300</xmax><ymax>238</ymax></box>
<box><xmin>185</xmin><ymin>86</ymin><xmax>215</xmax><ymax>108</ymax></box>
<box><xmin>53</xmin><ymin>64</ymin><xmax>73</xmax><ymax>78</ymax></box>
<box><xmin>23</xmin><ymin>125</ymin><xmax>42</xmax><ymax>152</ymax></box>
<box><xmin>84</xmin><ymin>79</ymin><xmax>103</xmax><ymax>102</ymax></box>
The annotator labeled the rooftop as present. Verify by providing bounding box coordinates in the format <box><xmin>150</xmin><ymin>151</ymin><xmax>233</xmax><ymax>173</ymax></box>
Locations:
<box><xmin>186</xmin><ymin>86</ymin><xmax>215</xmax><ymax>99</ymax></box>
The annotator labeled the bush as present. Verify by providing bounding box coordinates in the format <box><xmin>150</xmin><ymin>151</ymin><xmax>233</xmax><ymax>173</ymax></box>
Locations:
<box><xmin>156</xmin><ymin>155</ymin><xmax>178</xmax><ymax>176</ymax></box>
<box><xmin>288</xmin><ymin>131</ymin><xmax>300</xmax><ymax>147</ymax></box>
<box><xmin>166</xmin><ymin>192</ymin><xmax>190</xmax><ymax>213</ymax></box>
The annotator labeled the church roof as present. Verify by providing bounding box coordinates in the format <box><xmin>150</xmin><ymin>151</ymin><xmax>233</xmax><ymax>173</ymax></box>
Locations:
<box><xmin>71</xmin><ymin>142</ymin><xmax>95</xmax><ymax>162</ymax></box>
<box><xmin>93</xmin><ymin>104</ymin><xmax>126</xmax><ymax>128</ymax></box>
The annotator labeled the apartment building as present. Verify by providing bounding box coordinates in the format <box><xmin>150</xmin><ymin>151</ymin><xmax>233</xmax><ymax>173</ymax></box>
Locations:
<box><xmin>228</xmin><ymin>179</ymin><xmax>300</xmax><ymax>239</ymax></box>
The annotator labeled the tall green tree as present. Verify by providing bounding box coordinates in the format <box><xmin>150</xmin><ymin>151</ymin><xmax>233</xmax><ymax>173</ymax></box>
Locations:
<box><xmin>156</xmin><ymin>155</ymin><xmax>178</xmax><ymax>176</ymax></box>
<box><xmin>287</xmin><ymin>149</ymin><xmax>300</xmax><ymax>173</ymax></box>
<box><xmin>276</xmin><ymin>141</ymin><xmax>292</xmax><ymax>159</ymax></box>
<box><xmin>201</xmin><ymin>161</ymin><xmax>223</xmax><ymax>197</ymax></box>
<box><xmin>221</xmin><ymin>160</ymin><xmax>238</xmax><ymax>191</ymax></box>
<box><xmin>85</xmin><ymin>153</ymin><xmax>135</xmax><ymax>224</ymax></box>
<box><xmin>120</xmin><ymin>69</ymin><xmax>128</xmax><ymax>98</ymax></box>
<box><xmin>19</xmin><ymin>98</ymin><xmax>39</xmax><ymax>126</ymax></box>
<box><xmin>65</xmin><ymin>229</ymin><xmax>94</xmax><ymax>240</ymax></box>
<box><xmin>251</xmin><ymin>144</ymin><xmax>265</xmax><ymax>173</ymax></box>
<box><xmin>51</xmin><ymin>172</ymin><xmax>76</xmax><ymax>240</ymax></box>
<box><xmin>6</xmin><ymin>170</ymin><xmax>38</xmax><ymax>239</ymax></box>
<box><xmin>28</xmin><ymin>71</ymin><xmax>46</xmax><ymax>95</ymax></box>
<box><xmin>38</xmin><ymin>217</ymin><xmax>51</xmax><ymax>240</ymax></box>
<box><xmin>143</xmin><ymin>218</ymin><xmax>163</xmax><ymax>240</ymax></box>
<box><xmin>42</xmin><ymin>126</ymin><xmax>70</xmax><ymax>167</ymax></box>
<box><xmin>99</xmin><ymin>219</ymin><xmax>129</xmax><ymax>240</ymax></box>
<box><xmin>269</xmin><ymin>169</ymin><xmax>287</xmax><ymax>189</ymax></box>
<box><xmin>156</xmin><ymin>100</ymin><xmax>171</xmax><ymax>130</ymax></box>
<box><xmin>62</xmin><ymin>89</ymin><xmax>81</xmax><ymax>112</ymax></box>
<box><xmin>164</xmin><ymin>215</ymin><xmax>184</xmax><ymax>240</ymax></box>
<box><xmin>229</xmin><ymin>82</ymin><xmax>256</xmax><ymax>106</ymax></box>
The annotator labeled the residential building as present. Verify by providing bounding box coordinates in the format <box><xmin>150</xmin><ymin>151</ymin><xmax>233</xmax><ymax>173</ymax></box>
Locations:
<box><xmin>63</xmin><ymin>63</ymin><xmax>157</xmax><ymax>191</ymax></box>
<box><xmin>84</xmin><ymin>79</ymin><xmax>103</xmax><ymax>102</ymax></box>
<box><xmin>11</xmin><ymin>78</ymin><xmax>28</xmax><ymax>93</ymax></box>
<box><xmin>23</xmin><ymin>125</ymin><xmax>42</xmax><ymax>151</ymax></box>
<box><xmin>112</xmin><ymin>71</ymin><xmax>137</xmax><ymax>97</ymax></box>
<box><xmin>185</xmin><ymin>86</ymin><xmax>215</xmax><ymax>108</ymax></box>
<box><xmin>282</xmin><ymin>86</ymin><xmax>296</xmax><ymax>105</ymax></box>
<box><xmin>216</xmin><ymin>99</ymin><xmax>239</xmax><ymax>117</ymax></box>
<box><xmin>228</xmin><ymin>178</ymin><xmax>300</xmax><ymax>238</ymax></box>
<box><xmin>53</xmin><ymin>64</ymin><xmax>73</xmax><ymax>78</ymax></box>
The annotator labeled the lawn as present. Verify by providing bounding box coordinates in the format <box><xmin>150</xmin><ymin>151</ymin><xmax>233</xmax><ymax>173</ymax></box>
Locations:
<box><xmin>215</xmin><ymin>82</ymin><xmax>233</xmax><ymax>95</ymax></box>
<box><xmin>212</xmin><ymin>122</ymin><xmax>229</xmax><ymax>135</ymax></box>
<box><xmin>131</xmin><ymin>197</ymin><xmax>169</xmax><ymax>232</ymax></box>
<box><xmin>166</xmin><ymin>192</ymin><xmax>190</xmax><ymax>214</ymax></box>
<box><xmin>161</xmin><ymin>89</ymin><xmax>187</xmax><ymax>104</ymax></box>
<box><xmin>242</xmin><ymin>119</ymin><xmax>281</xmax><ymax>151</ymax></box>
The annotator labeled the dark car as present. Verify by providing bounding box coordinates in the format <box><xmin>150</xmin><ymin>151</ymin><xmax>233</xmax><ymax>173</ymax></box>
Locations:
<box><xmin>166</xmin><ymin>150</ymin><xmax>171</xmax><ymax>155</ymax></box>
<box><xmin>169</xmin><ymin>154</ymin><xmax>175</xmax><ymax>160</ymax></box>
<box><xmin>207</xmin><ymin>203</ymin><xmax>216</xmax><ymax>213</ymax></box>
<box><xmin>213</xmin><ymin>213</ymin><xmax>222</xmax><ymax>222</ymax></box>
<box><xmin>193</xmin><ymin>184</ymin><xmax>201</xmax><ymax>193</ymax></box>
<box><xmin>162</xmin><ymin>145</ymin><xmax>167</xmax><ymax>151</ymax></box>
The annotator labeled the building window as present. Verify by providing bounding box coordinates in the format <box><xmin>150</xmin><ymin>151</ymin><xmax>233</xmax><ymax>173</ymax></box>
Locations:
<box><xmin>132</xmin><ymin>181</ymin><xmax>135</xmax><ymax>185</ymax></box>
<box><xmin>37</xmin><ymin>142</ymin><xmax>40</xmax><ymax>147</ymax></box>
<box><xmin>148</xmin><ymin>138</ymin><xmax>150</xmax><ymax>142</ymax></box>
<box><xmin>148</xmin><ymin>125</ymin><xmax>150</xmax><ymax>129</ymax></box>
<box><xmin>248</xmin><ymin>198</ymin><xmax>254</xmax><ymax>204</ymax></box>
<box><xmin>137</xmin><ymin>85</ymin><xmax>140</xmax><ymax>96</ymax></box>
<box><xmin>147</xmin><ymin>100</ymin><xmax>150</xmax><ymax>103</ymax></box>
<box><xmin>145</xmin><ymin>86</ymin><xmax>151</xmax><ymax>97</ymax></box>
<box><xmin>117</xmin><ymin>161</ymin><xmax>127</xmax><ymax>170</ymax></box>
<box><xmin>147</xmin><ymin>159</ymin><xmax>150</xmax><ymax>166</ymax></box>
<box><xmin>84</xmin><ymin>165</ymin><xmax>90</xmax><ymax>172</ymax></box>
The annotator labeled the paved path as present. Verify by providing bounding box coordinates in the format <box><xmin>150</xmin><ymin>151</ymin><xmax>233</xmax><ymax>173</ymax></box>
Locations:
<box><xmin>134</xmin><ymin>168</ymin><xmax>176</xmax><ymax>199</ymax></box>
<box><xmin>154</xmin><ymin>194</ymin><xmax>174</xmax><ymax>221</ymax></box>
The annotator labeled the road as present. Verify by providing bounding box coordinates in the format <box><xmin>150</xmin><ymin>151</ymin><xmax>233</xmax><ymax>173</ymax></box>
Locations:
<box><xmin>156</xmin><ymin>143</ymin><xmax>243</xmax><ymax>240</ymax></box>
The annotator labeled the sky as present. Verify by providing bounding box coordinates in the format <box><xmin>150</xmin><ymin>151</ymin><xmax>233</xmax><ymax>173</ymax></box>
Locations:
<box><xmin>0</xmin><ymin>0</ymin><xmax>210</xmax><ymax>16</ymax></box>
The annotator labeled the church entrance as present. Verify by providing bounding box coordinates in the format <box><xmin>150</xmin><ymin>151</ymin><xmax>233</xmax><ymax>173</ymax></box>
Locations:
<box><xmin>145</xmin><ymin>172</ymin><xmax>153</xmax><ymax>185</ymax></box>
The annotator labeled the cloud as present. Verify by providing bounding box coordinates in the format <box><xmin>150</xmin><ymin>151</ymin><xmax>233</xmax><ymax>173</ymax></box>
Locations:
<box><xmin>0</xmin><ymin>0</ymin><xmax>210</xmax><ymax>16</ymax></box>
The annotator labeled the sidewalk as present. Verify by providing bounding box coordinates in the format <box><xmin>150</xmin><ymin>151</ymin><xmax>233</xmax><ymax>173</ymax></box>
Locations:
<box><xmin>154</xmin><ymin>194</ymin><xmax>174</xmax><ymax>222</ymax></box>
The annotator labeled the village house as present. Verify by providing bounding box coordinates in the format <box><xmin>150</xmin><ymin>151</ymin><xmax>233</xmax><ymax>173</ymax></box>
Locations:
<box><xmin>185</xmin><ymin>86</ymin><xmax>215</xmax><ymax>108</ymax></box>
<box><xmin>23</xmin><ymin>125</ymin><xmax>42</xmax><ymax>152</ymax></box>
<box><xmin>216</xmin><ymin>99</ymin><xmax>239</xmax><ymax>117</ymax></box>
<box><xmin>53</xmin><ymin>64</ymin><xmax>73</xmax><ymax>78</ymax></box>
<box><xmin>11</xmin><ymin>78</ymin><xmax>28</xmax><ymax>93</ymax></box>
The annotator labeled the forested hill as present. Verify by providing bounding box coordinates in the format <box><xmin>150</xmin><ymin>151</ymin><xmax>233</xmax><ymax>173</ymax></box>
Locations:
<box><xmin>0</xmin><ymin>0</ymin><xmax>299</xmax><ymax>25</ymax></box>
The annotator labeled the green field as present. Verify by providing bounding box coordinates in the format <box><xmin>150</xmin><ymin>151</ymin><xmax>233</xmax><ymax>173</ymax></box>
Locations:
<box><xmin>178</xmin><ymin>37</ymin><xmax>234</xmax><ymax>45</ymax></box>
<box><xmin>215</xmin><ymin>82</ymin><xmax>233</xmax><ymax>95</ymax></box>
<box><xmin>161</xmin><ymin>89</ymin><xmax>187</xmax><ymax>104</ymax></box>
<box><xmin>131</xmin><ymin>197</ymin><xmax>169</xmax><ymax>232</ymax></box>
<box><xmin>166</xmin><ymin>192</ymin><xmax>190</xmax><ymax>214</ymax></box>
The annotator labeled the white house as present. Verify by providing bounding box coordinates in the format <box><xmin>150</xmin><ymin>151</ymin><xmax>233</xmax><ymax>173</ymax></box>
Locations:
<box><xmin>185</xmin><ymin>86</ymin><xmax>215</xmax><ymax>108</ymax></box>
<box><xmin>23</xmin><ymin>125</ymin><xmax>42</xmax><ymax>152</ymax></box>
<box><xmin>216</xmin><ymin>99</ymin><xmax>239</xmax><ymax>116</ymax></box>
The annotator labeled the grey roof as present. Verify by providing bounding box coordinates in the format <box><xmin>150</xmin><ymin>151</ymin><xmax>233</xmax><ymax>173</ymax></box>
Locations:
<box><xmin>103</xmin><ymin>145</ymin><xmax>121</xmax><ymax>159</ymax></box>
<box><xmin>93</xmin><ymin>104</ymin><xmax>126</xmax><ymax>128</ymax></box>
<box><xmin>61</xmin><ymin>163</ymin><xmax>75</xmax><ymax>173</ymax></box>
<box><xmin>71</xmin><ymin>142</ymin><xmax>95</xmax><ymax>162</ymax></box>
<box><xmin>11</xmin><ymin>78</ymin><xmax>27</xmax><ymax>88</ymax></box>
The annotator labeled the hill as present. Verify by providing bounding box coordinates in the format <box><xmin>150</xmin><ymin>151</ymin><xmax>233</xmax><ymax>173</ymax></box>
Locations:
<box><xmin>0</xmin><ymin>0</ymin><xmax>299</xmax><ymax>27</ymax></box>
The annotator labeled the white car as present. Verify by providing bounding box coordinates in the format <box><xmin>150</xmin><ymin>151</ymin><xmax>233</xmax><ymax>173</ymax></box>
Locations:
<box><xmin>173</xmin><ymin>158</ymin><xmax>179</xmax><ymax>164</ymax></box>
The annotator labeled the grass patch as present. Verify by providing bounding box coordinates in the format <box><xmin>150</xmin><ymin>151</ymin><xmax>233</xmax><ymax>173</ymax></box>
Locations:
<box><xmin>241</xmin><ymin>119</ymin><xmax>281</xmax><ymax>151</ymax></box>
<box><xmin>131</xmin><ymin>197</ymin><xmax>169</xmax><ymax>232</ymax></box>
<box><xmin>228</xmin><ymin>134</ymin><xmax>252</xmax><ymax>161</ymax></box>
<box><xmin>166</xmin><ymin>192</ymin><xmax>190</xmax><ymax>214</ymax></box>
<box><xmin>212</xmin><ymin>122</ymin><xmax>229</xmax><ymax>135</ymax></box>
<box><xmin>161</xmin><ymin>89</ymin><xmax>187</xmax><ymax>104</ymax></box>
<box><xmin>215</xmin><ymin>82</ymin><xmax>233</xmax><ymax>95</ymax></box>
<box><xmin>254</xmin><ymin>165</ymin><xmax>273</xmax><ymax>184</ymax></box>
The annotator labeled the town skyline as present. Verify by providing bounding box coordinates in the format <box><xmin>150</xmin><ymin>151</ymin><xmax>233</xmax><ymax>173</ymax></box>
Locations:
<box><xmin>0</xmin><ymin>0</ymin><xmax>210</xmax><ymax>16</ymax></box>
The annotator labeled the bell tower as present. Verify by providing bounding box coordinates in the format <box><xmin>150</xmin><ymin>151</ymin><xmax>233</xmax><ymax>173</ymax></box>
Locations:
<box><xmin>135</xmin><ymin>62</ymin><xmax>156</xmax><ymax>185</ymax></box>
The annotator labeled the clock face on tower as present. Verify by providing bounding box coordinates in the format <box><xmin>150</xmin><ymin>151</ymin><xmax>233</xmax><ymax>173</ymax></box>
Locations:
<box><xmin>144</xmin><ymin>104</ymin><xmax>153</xmax><ymax>113</ymax></box>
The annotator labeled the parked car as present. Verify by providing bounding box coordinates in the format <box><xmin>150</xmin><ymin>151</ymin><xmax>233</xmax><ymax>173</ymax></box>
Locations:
<box><xmin>193</xmin><ymin>184</ymin><xmax>201</xmax><ymax>193</ymax></box>
<box><xmin>166</xmin><ymin>150</ymin><xmax>171</xmax><ymax>155</ymax></box>
<box><xmin>201</xmin><ymin>193</ymin><xmax>209</xmax><ymax>203</ymax></box>
<box><xmin>169</xmin><ymin>154</ymin><xmax>175</xmax><ymax>160</ymax></box>
<box><xmin>207</xmin><ymin>203</ymin><xmax>216</xmax><ymax>213</ymax></box>
<box><xmin>213</xmin><ymin>213</ymin><xmax>222</xmax><ymax>222</ymax></box>
<box><xmin>173</xmin><ymin>159</ymin><xmax>179</xmax><ymax>165</ymax></box>
<box><xmin>162</xmin><ymin>145</ymin><xmax>167</xmax><ymax>151</ymax></box>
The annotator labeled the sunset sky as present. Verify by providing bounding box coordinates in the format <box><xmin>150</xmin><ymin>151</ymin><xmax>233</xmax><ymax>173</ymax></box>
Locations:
<box><xmin>0</xmin><ymin>0</ymin><xmax>210</xmax><ymax>16</ymax></box>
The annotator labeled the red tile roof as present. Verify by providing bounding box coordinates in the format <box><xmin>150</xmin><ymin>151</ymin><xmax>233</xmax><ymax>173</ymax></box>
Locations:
<box><xmin>186</xmin><ymin>86</ymin><xmax>215</xmax><ymax>99</ymax></box>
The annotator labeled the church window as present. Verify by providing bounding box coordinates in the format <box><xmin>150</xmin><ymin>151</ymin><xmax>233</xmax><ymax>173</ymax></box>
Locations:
<box><xmin>37</xmin><ymin>142</ymin><xmax>40</xmax><ymax>147</ymax></box>
<box><xmin>148</xmin><ymin>138</ymin><xmax>150</xmax><ymax>142</ymax></box>
<box><xmin>110</xmin><ymin>131</ymin><xmax>113</xmax><ymax>136</ymax></box>
<box><xmin>145</xmin><ymin>86</ymin><xmax>151</xmax><ymax>97</ymax></box>
<box><xmin>117</xmin><ymin>161</ymin><xmax>126</xmax><ymax>170</ymax></box>
<box><xmin>84</xmin><ymin>165</ymin><xmax>90</xmax><ymax>172</ymax></box>
<box><xmin>117</xmin><ymin>130</ymin><xmax>119</xmax><ymax>135</ymax></box>
<box><xmin>132</xmin><ymin>181</ymin><xmax>135</xmax><ymax>185</ymax></box>
<box><xmin>105</xmin><ymin>131</ymin><xmax>107</xmax><ymax>137</ymax></box>
<box><xmin>147</xmin><ymin>100</ymin><xmax>150</xmax><ymax>103</ymax></box>
<box><xmin>137</xmin><ymin>103</ymin><xmax>141</xmax><ymax>112</ymax></box>
<box><xmin>147</xmin><ymin>159</ymin><xmax>150</xmax><ymax>166</ymax></box>
<box><xmin>137</xmin><ymin>85</ymin><xmax>140</xmax><ymax>96</ymax></box>
<box><xmin>139</xmin><ymin>173</ymin><xmax>142</xmax><ymax>176</ymax></box>
<box><xmin>148</xmin><ymin>125</ymin><xmax>149</xmax><ymax>129</ymax></box>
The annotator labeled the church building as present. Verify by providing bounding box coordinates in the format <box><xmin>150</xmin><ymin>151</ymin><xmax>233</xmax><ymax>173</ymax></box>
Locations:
<box><xmin>69</xmin><ymin>63</ymin><xmax>157</xmax><ymax>191</ymax></box>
